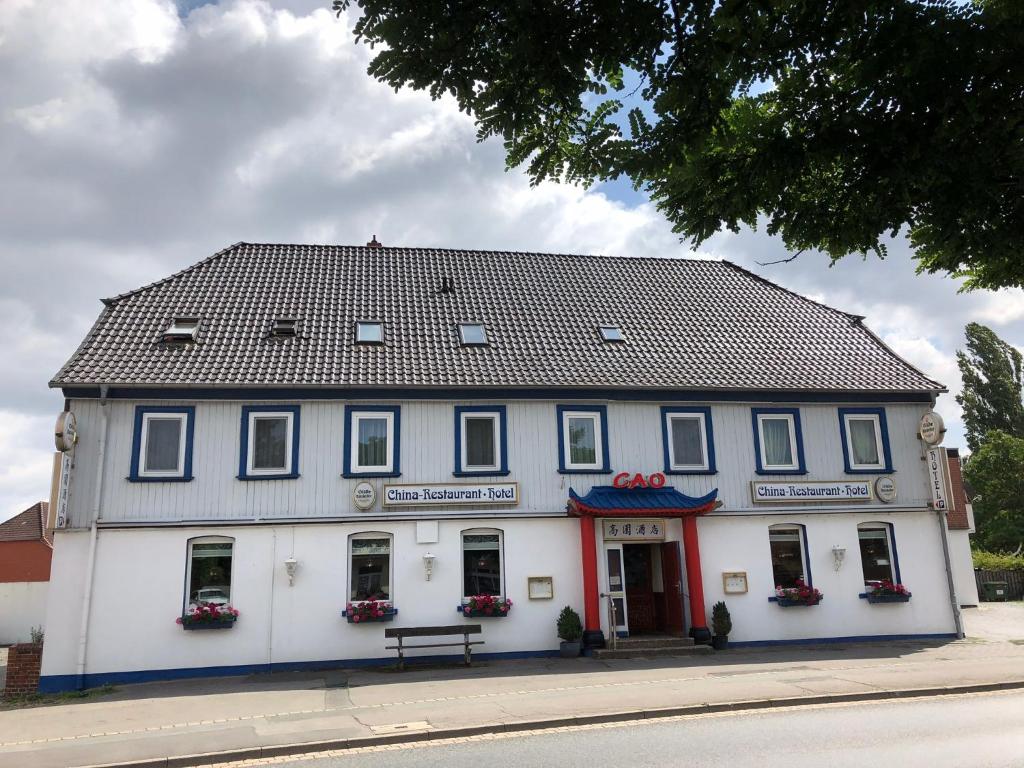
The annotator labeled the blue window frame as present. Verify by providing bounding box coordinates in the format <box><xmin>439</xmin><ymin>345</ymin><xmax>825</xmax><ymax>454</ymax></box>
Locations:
<box><xmin>556</xmin><ymin>405</ymin><xmax>611</xmax><ymax>474</ymax></box>
<box><xmin>238</xmin><ymin>405</ymin><xmax>300</xmax><ymax>480</ymax></box>
<box><xmin>454</xmin><ymin>406</ymin><xmax>509</xmax><ymax>476</ymax></box>
<box><xmin>838</xmin><ymin>408</ymin><xmax>893</xmax><ymax>474</ymax></box>
<box><xmin>660</xmin><ymin>406</ymin><xmax>716</xmax><ymax>474</ymax></box>
<box><xmin>857</xmin><ymin>522</ymin><xmax>902</xmax><ymax>585</ymax></box>
<box><xmin>751</xmin><ymin>408</ymin><xmax>806</xmax><ymax>475</ymax></box>
<box><xmin>767</xmin><ymin>523</ymin><xmax>812</xmax><ymax>597</ymax></box>
<box><xmin>343</xmin><ymin>405</ymin><xmax>401</xmax><ymax>478</ymax></box>
<box><xmin>130</xmin><ymin>405</ymin><xmax>195</xmax><ymax>482</ymax></box>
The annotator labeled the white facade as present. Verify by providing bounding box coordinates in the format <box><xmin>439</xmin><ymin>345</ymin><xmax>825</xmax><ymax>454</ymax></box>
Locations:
<box><xmin>0</xmin><ymin>582</ymin><xmax>48</xmax><ymax>645</ymax></box>
<box><xmin>40</xmin><ymin>395</ymin><xmax>962</xmax><ymax>690</ymax></box>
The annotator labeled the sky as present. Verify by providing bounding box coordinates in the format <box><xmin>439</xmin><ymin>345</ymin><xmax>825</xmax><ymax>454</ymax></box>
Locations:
<box><xmin>1</xmin><ymin>0</ymin><xmax>1022</xmax><ymax>520</ymax></box>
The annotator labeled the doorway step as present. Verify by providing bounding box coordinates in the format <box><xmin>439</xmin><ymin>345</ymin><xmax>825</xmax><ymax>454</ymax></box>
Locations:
<box><xmin>593</xmin><ymin>636</ymin><xmax>713</xmax><ymax>659</ymax></box>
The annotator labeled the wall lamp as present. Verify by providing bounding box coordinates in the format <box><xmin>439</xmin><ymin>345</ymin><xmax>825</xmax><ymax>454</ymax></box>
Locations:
<box><xmin>284</xmin><ymin>556</ymin><xmax>298</xmax><ymax>586</ymax></box>
<box><xmin>423</xmin><ymin>552</ymin><xmax>436</xmax><ymax>581</ymax></box>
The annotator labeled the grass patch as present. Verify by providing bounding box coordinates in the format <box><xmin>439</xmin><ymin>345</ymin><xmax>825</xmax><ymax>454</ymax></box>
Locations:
<box><xmin>0</xmin><ymin>684</ymin><xmax>117</xmax><ymax>710</ymax></box>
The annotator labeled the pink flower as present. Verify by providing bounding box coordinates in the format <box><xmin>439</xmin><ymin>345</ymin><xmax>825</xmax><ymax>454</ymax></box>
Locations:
<box><xmin>352</xmin><ymin>615</ymin><xmax>361</xmax><ymax>623</ymax></box>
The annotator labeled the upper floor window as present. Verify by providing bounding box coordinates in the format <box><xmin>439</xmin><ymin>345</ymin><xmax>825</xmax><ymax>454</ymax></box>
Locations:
<box><xmin>839</xmin><ymin>408</ymin><xmax>892</xmax><ymax>473</ymax></box>
<box><xmin>130</xmin><ymin>406</ymin><xmax>195</xmax><ymax>482</ymax></box>
<box><xmin>768</xmin><ymin>524</ymin><xmax>809</xmax><ymax>589</ymax></box>
<box><xmin>344</xmin><ymin>405</ymin><xmax>400</xmax><ymax>477</ymax></box>
<box><xmin>455</xmin><ymin>406</ymin><xmax>508</xmax><ymax>475</ymax></box>
<box><xmin>661</xmin><ymin>407</ymin><xmax>715</xmax><ymax>473</ymax></box>
<box><xmin>186</xmin><ymin>536</ymin><xmax>233</xmax><ymax>611</ymax></box>
<box><xmin>239</xmin><ymin>405</ymin><xmax>300</xmax><ymax>480</ymax></box>
<box><xmin>752</xmin><ymin>408</ymin><xmax>806</xmax><ymax>474</ymax></box>
<box><xmin>462</xmin><ymin>529</ymin><xmax>504</xmax><ymax>598</ymax></box>
<box><xmin>458</xmin><ymin>322</ymin><xmax>488</xmax><ymax>346</ymax></box>
<box><xmin>356</xmin><ymin>320</ymin><xmax>384</xmax><ymax>344</ymax></box>
<box><xmin>349</xmin><ymin>533</ymin><xmax>392</xmax><ymax>601</ymax></box>
<box><xmin>858</xmin><ymin>523</ymin><xmax>900</xmax><ymax>585</ymax></box>
<box><xmin>557</xmin><ymin>405</ymin><xmax>610</xmax><ymax>473</ymax></box>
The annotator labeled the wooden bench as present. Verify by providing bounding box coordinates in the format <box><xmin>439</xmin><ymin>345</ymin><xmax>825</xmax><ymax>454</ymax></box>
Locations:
<box><xmin>384</xmin><ymin>625</ymin><xmax>483</xmax><ymax>670</ymax></box>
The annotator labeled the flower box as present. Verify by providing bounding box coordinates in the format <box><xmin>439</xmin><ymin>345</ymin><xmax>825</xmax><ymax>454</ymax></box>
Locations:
<box><xmin>776</xmin><ymin>597</ymin><xmax>822</xmax><ymax>607</ymax></box>
<box><xmin>460</xmin><ymin>595</ymin><xmax>512</xmax><ymax>618</ymax></box>
<box><xmin>177</xmin><ymin>603</ymin><xmax>239</xmax><ymax>630</ymax></box>
<box><xmin>343</xmin><ymin>600</ymin><xmax>396</xmax><ymax>623</ymax></box>
<box><xmin>865</xmin><ymin>580</ymin><xmax>911</xmax><ymax>603</ymax></box>
<box><xmin>182</xmin><ymin>618</ymin><xmax>236</xmax><ymax>630</ymax></box>
<box><xmin>866</xmin><ymin>593</ymin><xmax>911</xmax><ymax>604</ymax></box>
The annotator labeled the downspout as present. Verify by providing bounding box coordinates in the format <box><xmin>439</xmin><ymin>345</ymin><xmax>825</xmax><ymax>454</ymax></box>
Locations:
<box><xmin>76</xmin><ymin>385</ymin><xmax>109</xmax><ymax>689</ymax></box>
<box><xmin>938</xmin><ymin>508</ymin><xmax>965</xmax><ymax>639</ymax></box>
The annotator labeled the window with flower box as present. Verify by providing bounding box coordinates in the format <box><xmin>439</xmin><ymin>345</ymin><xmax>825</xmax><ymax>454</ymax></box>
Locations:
<box><xmin>185</xmin><ymin>537</ymin><xmax>234</xmax><ymax>613</ymax></box>
<box><xmin>349</xmin><ymin>533</ymin><xmax>392</xmax><ymax>602</ymax></box>
<box><xmin>768</xmin><ymin>524</ymin><xmax>809</xmax><ymax>589</ymax></box>
<box><xmin>858</xmin><ymin>523</ymin><xmax>900</xmax><ymax>584</ymax></box>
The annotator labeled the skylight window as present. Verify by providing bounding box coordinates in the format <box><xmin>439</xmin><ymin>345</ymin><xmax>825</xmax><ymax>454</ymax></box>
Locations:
<box><xmin>356</xmin><ymin>320</ymin><xmax>384</xmax><ymax>344</ymax></box>
<box><xmin>458</xmin><ymin>322</ymin><xmax>488</xmax><ymax>346</ymax></box>
<box><xmin>163</xmin><ymin>318</ymin><xmax>198</xmax><ymax>343</ymax></box>
<box><xmin>270</xmin><ymin>318</ymin><xmax>298</xmax><ymax>337</ymax></box>
<box><xmin>599</xmin><ymin>325</ymin><xmax>624</xmax><ymax>342</ymax></box>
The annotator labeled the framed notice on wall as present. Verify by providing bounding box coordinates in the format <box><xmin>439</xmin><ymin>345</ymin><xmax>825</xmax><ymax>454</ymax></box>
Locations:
<box><xmin>722</xmin><ymin>572</ymin><xmax>748</xmax><ymax>594</ymax></box>
<box><xmin>528</xmin><ymin>576</ymin><xmax>554</xmax><ymax>600</ymax></box>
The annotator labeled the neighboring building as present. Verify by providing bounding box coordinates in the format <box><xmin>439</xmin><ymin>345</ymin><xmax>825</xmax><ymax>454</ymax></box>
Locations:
<box><xmin>39</xmin><ymin>242</ymin><xmax>963</xmax><ymax>691</ymax></box>
<box><xmin>0</xmin><ymin>502</ymin><xmax>52</xmax><ymax>644</ymax></box>
<box><xmin>946</xmin><ymin>448</ymin><xmax>979</xmax><ymax>606</ymax></box>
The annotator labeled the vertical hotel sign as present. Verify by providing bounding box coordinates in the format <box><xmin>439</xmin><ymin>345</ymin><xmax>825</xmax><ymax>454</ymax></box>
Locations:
<box><xmin>925</xmin><ymin>446</ymin><xmax>949</xmax><ymax>511</ymax></box>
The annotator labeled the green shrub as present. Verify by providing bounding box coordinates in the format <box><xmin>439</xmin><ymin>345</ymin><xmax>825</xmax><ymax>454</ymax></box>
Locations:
<box><xmin>973</xmin><ymin>549</ymin><xmax>1024</xmax><ymax>571</ymax></box>
<box><xmin>556</xmin><ymin>606</ymin><xmax>583</xmax><ymax>642</ymax></box>
<box><xmin>711</xmin><ymin>601</ymin><xmax>732</xmax><ymax>637</ymax></box>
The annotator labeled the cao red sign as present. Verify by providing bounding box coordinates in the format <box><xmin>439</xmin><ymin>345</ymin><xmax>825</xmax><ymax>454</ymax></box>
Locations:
<box><xmin>612</xmin><ymin>472</ymin><xmax>666</xmax><ymax>489</ymax></box>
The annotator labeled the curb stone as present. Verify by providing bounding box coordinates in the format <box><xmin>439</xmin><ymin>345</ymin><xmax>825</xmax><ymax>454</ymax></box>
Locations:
<box><xmin>81</xmin><ymin>679</ymin><xmax>1024</xmax><ymax>768</ymax></box>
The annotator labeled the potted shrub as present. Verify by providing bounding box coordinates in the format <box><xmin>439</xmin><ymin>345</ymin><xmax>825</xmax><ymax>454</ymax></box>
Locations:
<box><xmin>711</xmin><ymin>601</ymin><xmax>731</xmax><ymax>650</ymax></box>
<box><xmin>343</xmin><ymin>599</ymin><xmax>397</xmax><ymax>623</ymax></box>
<box><xmin>557</xmin><ymin>606</ymin><xmax>583</xmax><ymax>658</ymax></box>
<box><xmin>177</xmin><ymin>602</ymin><xmax>239</xmax><ymax>630</ymax></box>
<box><xmin>866</xmin><ymin>580</ymin><xmax>912</xmax><ymax>603</ymax></box>
<box><xmin>461</xmin><ymin>594</ymin><xmax>513</xmax><ymax>617</ymax></box>
<box><xmin>775</xmin><ymin>579</ymin><xmax>823</xmax><ymax>607</ymax></box>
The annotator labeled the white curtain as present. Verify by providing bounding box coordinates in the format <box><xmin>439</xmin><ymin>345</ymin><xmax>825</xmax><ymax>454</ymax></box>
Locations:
<box><xmin>849</xmin><ymin>419</ymin><xmax>880</xmax><ymax>464</ymax></box>
<box><xmin>762</xmin><ymin>418</ymin><xmax>793</xmax><ymax>466</ymax></box>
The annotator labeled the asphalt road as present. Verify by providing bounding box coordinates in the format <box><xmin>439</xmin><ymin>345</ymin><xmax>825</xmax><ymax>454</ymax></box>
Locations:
<box><xmin>282</xmin><ymin>691</ymin><xmax>1024</xmax><ymax>768</ymax></box>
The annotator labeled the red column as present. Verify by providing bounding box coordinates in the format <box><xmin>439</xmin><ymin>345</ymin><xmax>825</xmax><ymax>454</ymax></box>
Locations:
<box><xmin>683</xmin><ymin>515</ymin><xmax>711</xmax><ymax>643</ymax></box>
<box><xmin>579</xmin><ymin>516</ymin><xmax>602</xmax><ymax>640</ymax></box>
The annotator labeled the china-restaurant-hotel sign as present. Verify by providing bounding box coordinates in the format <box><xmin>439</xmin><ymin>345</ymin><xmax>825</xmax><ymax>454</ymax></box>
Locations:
<box><xmin>383</xmin><ymin>482</ymin><xmax>519</xmax><ymax>507</ymax></box>
<box><xmin>751</xmin><ymin>480</ymin><xmax>872</xmax><ymax>503</ymax></box>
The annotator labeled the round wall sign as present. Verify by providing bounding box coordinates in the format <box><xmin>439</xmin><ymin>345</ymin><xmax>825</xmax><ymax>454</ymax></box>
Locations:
<box><xmin>875</xmin><ymin>476</ymin><xmax>897</xmax><ymax>504</ymax></box>
<box><xmin>54</xmin><ymin>411</ymin><xmax>77</xmax><ymax>453</ymax></box>
<box><xmin>353</xmin><ymin>481</ymin><xmax>376</xmax><ymax>510</ymax></box>
<box><xmin>918</xmin><ymin>411</ymin><xmax>945</xmax><ymax>444</ymax></box>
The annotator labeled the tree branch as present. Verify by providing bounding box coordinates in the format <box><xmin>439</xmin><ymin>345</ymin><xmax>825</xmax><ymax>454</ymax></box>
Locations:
<box><xmin>756</xmin><ymin>249</ymin><xmax>805</xmax><ymax>267</ymax></box>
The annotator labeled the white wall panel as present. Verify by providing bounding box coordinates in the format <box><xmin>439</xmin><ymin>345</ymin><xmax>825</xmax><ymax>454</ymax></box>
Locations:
<box><xmin>63</xmin><ymin>397</ymin><xmax>935</xmax><ymax>527</ymax></box>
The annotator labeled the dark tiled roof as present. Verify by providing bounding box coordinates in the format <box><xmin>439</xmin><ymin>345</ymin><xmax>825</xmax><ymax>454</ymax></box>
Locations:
<box><xmin>0</xmin><ymin>502</ymin><xmax>50</xmax><ymax>543</ymax></box>
<box><xmin>51</xmin><ymin>243</ymin><xmax>943</xmax><ymax>393</ymax></box>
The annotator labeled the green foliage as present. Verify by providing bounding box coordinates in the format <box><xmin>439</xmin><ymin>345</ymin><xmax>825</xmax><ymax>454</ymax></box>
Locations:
<box><xmin>957</xmin><ymin>323</ymin><xmax>1024</xmax><ymax>452</ymax></box>
<box><xmin>335</xmin><ymin>0</ymin><xmax>1024</xmax><ymax>289</ymax></box>
<box><xmin>973</xmin><ymin>549</ymin><xmax>1024</xmax><ymax>571</ymax></box>
<box><xmin>556</xmin><ymin>605</ymin><xmax>583</xmax><ymax>642</ymax></box>
<box><xmin>964</xmin><ymin>431</ymin><xmax>1024</xmax><ymax>552</ymax></box>
<box><xmin>711</xmin><ymin>601</ymin><xmax>731</xmax><ymax>637</ymax></box>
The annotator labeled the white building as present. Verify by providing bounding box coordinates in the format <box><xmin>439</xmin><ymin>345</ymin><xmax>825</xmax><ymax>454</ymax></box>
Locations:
<box><xmin>39</xmin><ymin>242</ymin><xmax>962</xmax><ymax>691</ymax></box>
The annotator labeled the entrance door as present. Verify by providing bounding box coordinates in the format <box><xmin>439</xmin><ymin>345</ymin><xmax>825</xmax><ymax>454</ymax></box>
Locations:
<box><xmin>624</xmin><ymin>544</ymin><xmax>657</xmax><ymax>632</ymax></box>
<box><xmin>660</xmin><ymin>541</ymin><xmax>685</xmax><ymax>634</ymax></box>
<box><xmin>605</xmin><ymin>544</ymin><xmax>628</xmax><ymax>636</ymax></box>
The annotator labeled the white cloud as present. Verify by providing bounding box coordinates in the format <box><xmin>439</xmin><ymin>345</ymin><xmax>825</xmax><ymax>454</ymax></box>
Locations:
<box><xmin>0</xmin><ymin>0</ymin><xmax>1021</xmax><ymax>515</ymax></box>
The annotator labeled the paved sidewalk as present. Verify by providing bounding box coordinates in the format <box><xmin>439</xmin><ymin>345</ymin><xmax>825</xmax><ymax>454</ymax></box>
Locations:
<box><xmin>2</xmin><ymin>607</ymin><xmax>1023</xmax><ymax>768</ymax></box>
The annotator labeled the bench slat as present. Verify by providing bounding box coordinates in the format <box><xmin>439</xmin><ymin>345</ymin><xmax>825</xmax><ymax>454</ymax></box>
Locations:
<box><xmin>385</xmin><ymin>641</ymin><xmax>485</xmax><ymax>650</ymax></box>
<box><xmin>384</xmin><ymin>625</ymin><xmax>482</xmax><ymax>638</ymax></box>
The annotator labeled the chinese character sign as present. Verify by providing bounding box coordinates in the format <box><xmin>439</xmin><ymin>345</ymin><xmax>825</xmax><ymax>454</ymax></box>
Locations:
<box><xmin>601</xmin><ymin>519</ymin><xmax>668</xmax><ymax>541</ymax></box>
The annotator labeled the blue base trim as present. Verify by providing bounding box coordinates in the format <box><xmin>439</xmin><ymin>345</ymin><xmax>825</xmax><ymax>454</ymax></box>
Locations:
<box><xmin>62</xmin><ymin>387</ymin><xmax>936</xmax><ymax>404</ymax></box>
<box><xmin>728</xmin><ymin>633</ymin><xmax>957</xmax><ymax>648</ymax></box>
<box><xmin>37</xmin><ymin>649</ymin><xmax>561</xmax><ymax>693</ymax></box>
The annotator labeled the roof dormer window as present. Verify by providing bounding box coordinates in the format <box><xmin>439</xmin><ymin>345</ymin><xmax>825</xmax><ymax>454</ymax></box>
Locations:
<box><xmin>163</xmin><ymin>318</ymin><xmax>198</xmax><ymax>343</ymax></box>
<box><xmin>356</xmin><ymin>320</ymin><xmax>384</xmax><ymax>345</ymax></box>
<box><xmin>459</xmin><ymin>322</ymin><xmax>488</xmax><ymax>346</ymax></box>
<box><xmin>270</xmin><ymin>318</ymin><xmax>298</xmax><ymax>337</ymax></box>
<box><xmin>599</xmin><ymin>325</ymin><xmax>624</xmax><ymax>342</ymax></box>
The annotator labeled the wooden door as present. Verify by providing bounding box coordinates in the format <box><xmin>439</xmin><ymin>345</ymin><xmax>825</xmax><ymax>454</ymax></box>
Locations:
<box><xmin>624</xmin><ymin>545</ymin><xmax>656</xmax><ymax>633</ymax></box>
<box><xmin>660</xmin><ymin>541</ymin><xmax>685</xmax><ymax>634</ymax></box>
